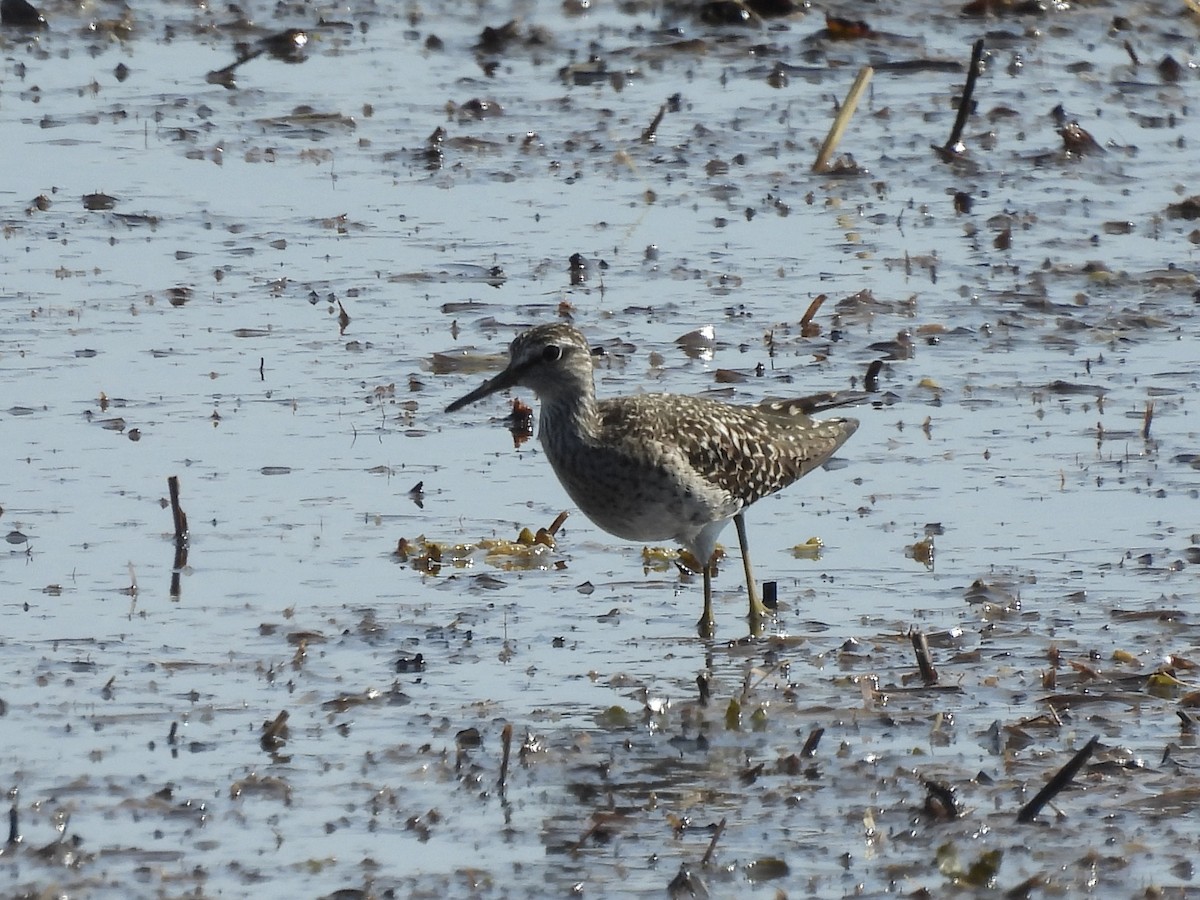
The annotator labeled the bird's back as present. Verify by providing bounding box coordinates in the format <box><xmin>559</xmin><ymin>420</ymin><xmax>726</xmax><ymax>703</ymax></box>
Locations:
<box><xmin>596</xmin><ymin>392</ymin><xmax>857</xmax><ymax>509</ymax></box>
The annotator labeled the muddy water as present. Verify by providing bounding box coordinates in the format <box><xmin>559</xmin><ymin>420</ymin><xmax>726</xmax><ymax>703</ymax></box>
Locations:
<box><xmin>2</xmin><ymin>0</ymin><xmax>1199</xmax><ymax>896</ymax></box>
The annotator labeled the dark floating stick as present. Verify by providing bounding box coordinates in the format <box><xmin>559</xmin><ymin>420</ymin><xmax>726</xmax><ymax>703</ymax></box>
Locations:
<box><xmin>864</xmin><ymin>359</ymin><xmax>883</xmax><ymax>393</ymax></box>
<box><xmin>700</xmin><ymin>816</ymin><xmax>727</xmax><ymax>867</ymax></box>
<box><xmin>934</xmin><ymin>38</ymin><xmax>985</xmax><ymax>159</ymax></box>
<box><xmin>168</xmin><ymin>476</ymin><xmax>189</xmax><ymax>599</ymax></box>
<box><xmin>800</xmin><ymin>726</ymin><xmax>824</xmax><ymax>758</ymax></box>
<box><xmin>696</xmin><ymin>672</ymin><xmax>711</xmax><ymax>706</ymax></box>
<box><xmin>168</xmin><ymin>476</ymin><xmax>189</xmax><ymax>545</ymax></box>
<box><xmin>7</xmin><ymin>804</ymin><xmax>19</xmax><ymax>846</ymax></box>
<box><xmin>761</xmin><ymin>580</ymin><xmax>777</xmax><ymax>611</ymax></box>
<box><xmin>641</xmin><ymin>102</ymin><xmax>667</xmax><ymax>144</ymax></box>
<box><xmin>498</xmin><ymin>722</ymin><xmax>513</xmax><ymax>790</ymax></box>
<box><xmin>910</xmin><ymin>628</ymin><xmax>939</xmax><ymax>686</ymax></box>
<box><xmin>1016</xmin><ymin>734</ymin><xmax>1099</xmax><ymax>823</ymax></box>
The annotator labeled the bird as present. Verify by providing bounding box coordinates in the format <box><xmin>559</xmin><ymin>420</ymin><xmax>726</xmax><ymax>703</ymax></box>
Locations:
<box><xmin>445</xmin><ymin>322</ymin><xmax>859</xmax><ymax>636</ymax></box>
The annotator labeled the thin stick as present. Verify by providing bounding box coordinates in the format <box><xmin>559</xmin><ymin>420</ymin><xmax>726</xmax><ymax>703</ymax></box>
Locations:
<box><xmin>498</xmin><ymin>723</ymin><xmax>513</xmax><ymax>789</ymax></box>
<box><xmin>812</xmin><ymin>66</ymin><xmax>873</xmax><ymax>173</ymax></box>
<box><xmin>1142</xmin><ymin>401</ymin><xmax>1153</xmax><ymax>440</ymax></box>
<box><xmin>939</xmin><ymin>38</ymin><xmax>985</xmax><ymax>154</ymax></box>
<box><xmin>910</xmin><ymin>628</ymin><xmax>939</xmax><ymax>686</ymax></box>
<box><xmin>640</xmin><ymin>102</ymin><xmax>666</xmax><ymax>144</ymax></box>
<box><xmin>799</xmin><ymin>294</ymin><xmax>827</xmax><ymax>331</ymax></box>
<box><xmin>1016</xmin><ymin>735</ymin><xmax>1099</xmax><ymax>823</ymax></box>
<box><xmin>700</xmin><ymin>816</ymin><xmax>727</xmax><ymax>867</ymax></box>
<box><xmin>864</xmin><ymin>359</ymin><xmax>883</xmax><ymax>392</ymax></box>
<box><xmin>800</xmin><ymin>726</ymin><xmax>824</xmax><ymax>758</ymax></box>
<box><xmin>168</xmin><ymin>476</ymin><xmax>188</xmax><ymax>545</ymax></box>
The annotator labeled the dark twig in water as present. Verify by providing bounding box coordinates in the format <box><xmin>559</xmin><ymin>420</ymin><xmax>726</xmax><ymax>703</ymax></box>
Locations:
<box><xmin>168</xmin><ymin>476</ymin><xmax>189</xmax><ymax>599</ymax></box>
<box><xmin>935</xmin><ymin>38</ymin><xmax>984</xmax><ymax>159</ymax></box>
<box><xmin>800</xmin><ymin>726</ymin><xmax>824</xmax><ymax>758</ymax></box>
<box><xmin>7</xmin><ymin>804</ymin><xmax>19</xmax><ymax>846</ymax></box>
<box><xmin>910</xmin><ymin>628</ymin><xmax>938</xmax><ymax>686</ymax></box>
<box><xmin>498</xmin><ymin>722</ymin><xmax>513</xmax><ymax>789</ymax></box>
<box><xmin>168</xmin><ymin>476</ymin><xmax>189</xmax><ymax>545</ymax></box>
<box><xmin>761</xmin><ymin>580</ymin><xmax>777</xmax><ymax>611</ymax></box>
<box><xmin>1142</xmin><ymin>401</ymin><xmax>1153</xmax><ymax>440</ymax></box>
<box><xmin>864</xmin><ymin>359</ymin><xmax>883</xmax><ymax>393</ymax></box>
<box><xmin>570</xmin><ymin>815</ymin><xmax>611</xmax><ymax>853</ymax></box>
<box><xmin>641</xmin><ymin>102</ymin><xmax>667</xmax><ymax>144</ymax></box>
<box><xmin>700</xmin><ymin>816</ymin><xmax>726</xmax><ymax>867</ymax></box>
<box><xmin>205</xmin><ymin>48</ymin><xmax>264</xmax><ymax>88</ymax></box>
<box><xmin>1016</xmin><ymin>735</ymin><xmax>1099</xmax><ymax>823</ymax></box>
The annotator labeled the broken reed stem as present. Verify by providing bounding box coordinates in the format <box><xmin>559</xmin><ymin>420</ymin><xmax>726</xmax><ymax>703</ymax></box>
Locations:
<box><xmin>700</xmin><ymin>816</ymin><xmax>727</xmax><ymax>867</ymax></box>
<box><xmin>640</xmin><ymin>102</ymin><xmax>666</xmax><ymax>143</ymax></box>
<box><xmin>910</xmin><ymin>628</ymin><xmax>939</xmax><ymax>686</ymax></box>
<box><xmin>1142</xmin><ymin>400</ymin><xmax>1153</xmax><ymax>440</ymax></box>
<box><xmin>800</xmin><ymin>726</ymin><xmax>825</xmax><ymax>758</ymax></box>
<box><xmin>168</xmin><ymin>475</ymin><xmax>189</xmax><ymax>545</ymax></box>
<box><xmin>942</xmin><ymin>38</ymin><xmax>985</xmax><ymax>153</ymax></box>
<box><xmin>498</xmin><ymin>723</ymin><xmax>513</xmax><ymax>789</ymax></box>
<box><xmin>864</xmin><ymin>359</ymin><xmax>883</xmax><ymax>393</ymax></box>
<box><xmin>799</xmin><ymin>294</ymin><xmax>827</xmax><ymax>331</ymax></box>
<box><xmin>1016</xmin><ymin>734</ymin><xmax>1099</xmax><ymax>823</ymax></box>
<box><xmin>812</xmin><ymin>65</ymin><xmax>873</xmax><ymax>173</ymax></box>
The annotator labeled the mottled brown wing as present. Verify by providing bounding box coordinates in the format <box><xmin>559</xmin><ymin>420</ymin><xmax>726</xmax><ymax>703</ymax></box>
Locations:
<box><xmin>601</xmin><ymin>393</ymin><xmax>858</xmax><ymax>508</ymax></box>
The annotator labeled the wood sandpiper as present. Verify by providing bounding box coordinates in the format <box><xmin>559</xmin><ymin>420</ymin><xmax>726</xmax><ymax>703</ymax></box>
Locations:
<box><xmin>446</xmin><ymin>323</ymin><xmax>859</xmax><ymax>636</ymax></box>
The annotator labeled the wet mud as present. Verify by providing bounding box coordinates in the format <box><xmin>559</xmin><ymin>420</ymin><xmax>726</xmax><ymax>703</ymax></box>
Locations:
<box><xmin>3</xmin><ymin>0</ymin><xmax>1199</xmax><ymax>896</ymax></box>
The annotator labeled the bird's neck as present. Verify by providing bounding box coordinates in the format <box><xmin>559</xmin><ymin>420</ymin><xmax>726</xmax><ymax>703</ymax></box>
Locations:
<box><xmin>538</xmin><ymin>383</ymin><xmax>601</xmax><ymax>456</ymax></box>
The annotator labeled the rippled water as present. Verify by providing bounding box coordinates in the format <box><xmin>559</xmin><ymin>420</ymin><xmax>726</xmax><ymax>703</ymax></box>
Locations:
<box><xmin>3</xmin><ymin>0</ymin><xmax>1199</xmax><ymax>896</ymax></box>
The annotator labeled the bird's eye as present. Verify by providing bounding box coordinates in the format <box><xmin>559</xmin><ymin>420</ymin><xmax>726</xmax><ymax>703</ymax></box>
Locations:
<box><xmin>542</xmin><ymin>344</ymin><xmax>563</xmax><ymax>362</ymax></box>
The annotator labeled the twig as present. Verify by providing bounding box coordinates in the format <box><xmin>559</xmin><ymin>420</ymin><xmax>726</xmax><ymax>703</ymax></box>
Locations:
<box><xmin>864</xmin><ymin>359</ymin><xmax>883</xmax><ymax>392</ymax></box>
<box><xmin>498</xmin><ymin>723</ymin><xmax>513</xmax><ymax>789</ymax></box>
<box><xmin>800</xmin><ymin>726</ymin><xmax>824</xmax><ymax>758</ymax></box>
<box><xmin>168</xmin><ymin>476</ymin><xmax>188</xmax><ymax>545</ymax></box>
<box><xmin>799</xmin><ymin>294</ymin><xmax>827</xmax><ymax>335</ymax></box>
<box><xmin>700</xmin><ymin>816</ymin><xmax>727</xmax><ymax>867</ymax></box>
<box><xmin>1016</xmin><ymin>735</ymin><xmax>1099</xmax><ymax>823</ymax></box>
<box><xmin>641</xmin><ymin>102</ymin><xmax>667</xmax><ymax>144</ymax></box>
<box><xmin>812</xmin><ymin>66</ymin><xmax>873</xmax><ymax>173</ymax></box>
<box><xmin>168</xmin><ymin>475</ymin><xmax>189</xmax><ymax>599</ymax></box>
<box><xmin>910</xmin><ymin>628</ymin><xmax>939</xmax><ymax>686</ymax></box>
<box><xmin>936</xmin><ymin>38</ymin><xmax>985</xmax><ymax>157</ymax></box>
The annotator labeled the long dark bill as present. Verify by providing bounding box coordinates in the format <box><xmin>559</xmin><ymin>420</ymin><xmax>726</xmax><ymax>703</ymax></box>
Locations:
<box><xmin>445</xmin><ymin>366</ymin><xmax>519</xmax><ymax>413</ymax></box>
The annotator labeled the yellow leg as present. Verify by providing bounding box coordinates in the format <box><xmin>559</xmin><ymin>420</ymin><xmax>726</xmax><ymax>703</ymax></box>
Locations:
<box><xmin>697</xmin><ymin>564</ymin><xmax>716</xmax><ymax>639</ymax></box>
<box><xmin>735</xmin><ymin>513</ymin><xmax>770</xmax><ymax>631</ymax></box>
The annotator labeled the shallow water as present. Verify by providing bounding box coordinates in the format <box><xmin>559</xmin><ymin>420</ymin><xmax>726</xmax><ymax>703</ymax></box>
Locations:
<box><xmin>3</xmin><ymin>0</ymin><xmax>1199</xmax><ymax>896</ymax></box>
